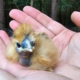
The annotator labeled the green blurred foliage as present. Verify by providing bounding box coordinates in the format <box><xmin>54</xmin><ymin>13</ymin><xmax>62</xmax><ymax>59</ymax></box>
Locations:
<box><xmin>13</xmin><ymin>0</ymin><xmax>30</xmax><ymax>10</ymax></box>
<box><xmin>12</xmin><ymin>0</ymin><xmax>51</xmax><ymax>15</ymax></box>
<box><xmin>57</xmin><ymin>0</ymin><xmax>72</xmax><ymax>12</ymax></box>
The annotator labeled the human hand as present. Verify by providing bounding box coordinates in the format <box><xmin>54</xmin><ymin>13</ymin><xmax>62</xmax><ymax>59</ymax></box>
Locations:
<box><xmin>0</xmin><ymin>6</ymin><xmax>80</xmax><ymax>80</ymax></box>
<box><xmin>0</xmin><ymin>32</ymin><xmax>70</xmax><ymax>80</ymax></box>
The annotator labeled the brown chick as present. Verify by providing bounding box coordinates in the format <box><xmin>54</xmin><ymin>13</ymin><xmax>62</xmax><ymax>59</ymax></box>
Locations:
<box><xmin>5</xmin><ymin>24</ymin><xmax>59</xmax><ymax>71</ymax></box>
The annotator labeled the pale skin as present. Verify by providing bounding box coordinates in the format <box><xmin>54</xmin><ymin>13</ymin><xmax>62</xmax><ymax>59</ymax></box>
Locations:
<box><xmin>0</xmin><ymin>6</ymin><xmax>80</xmax><ymax>80</ymax></box>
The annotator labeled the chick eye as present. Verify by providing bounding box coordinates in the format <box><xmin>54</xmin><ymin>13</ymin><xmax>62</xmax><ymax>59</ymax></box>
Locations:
<box><xmin>31</xmin><ymin>41</ymin><xmax>35</xmax><ymax>46</ymax></box>
<box><xmin>16</xmin><ymin>42</ymin><xmax>21</xmax><ymax>48</ymax></box>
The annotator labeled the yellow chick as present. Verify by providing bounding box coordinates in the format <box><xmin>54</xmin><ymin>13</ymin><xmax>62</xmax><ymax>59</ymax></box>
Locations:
<box><xmin>5</xmin><ymin>24</ymin><xmax>59</xmax><ymax>71</ymax></box>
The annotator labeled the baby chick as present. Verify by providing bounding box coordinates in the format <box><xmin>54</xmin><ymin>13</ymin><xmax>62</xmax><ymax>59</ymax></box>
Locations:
<box><xmin>5</xmin><ymin>24</ymin><xmax>59</xmax><ymax>71</ymax></box>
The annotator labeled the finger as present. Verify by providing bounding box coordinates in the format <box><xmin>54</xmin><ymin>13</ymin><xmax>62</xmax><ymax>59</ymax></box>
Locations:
<box><xmin>19</xmin><ymin>71</ymin><xmax>71</xmax><ymax>80</ymax></box>
<box><xmin>6</xmin><ymin>61</ymin><xmax>71</xmax><ymax>80</ymax></box>
<box><xmin>0</xmin><ymin>37</ymin><xmax>8</xmax><ymax>70</ymax></box>
<box><xmin>0</xmin><ymin>30</ymin><xmax>11</xmax><ymax>46</ymax></box>
<box><xmin>23</xmin><ymin>6</ymin><xmax>66</xmax><ymax>35</ymax></box>
<box><xmin>9</xmin><ymin>20</ymin><xmax>20</xmax><ymax>30</ymax></box>
<box><xmin>9</xmin><ymin>9</ymin><xmax>54</xmax><ymax>39</ymax></box>
<box><xmin>7</xmin><ymin>63</ymin><xmax>71</xmax><ymax>80</ymax></box>
<box><xmin>71</xmin><ymin>11</ymin><xmax>80</xmax><ymax>27</ymax></box>
<box><xmin>6</xmin><ymin>63</ymin><xmax>27</xmax><ymax>78</ymax></box>
<box><xmin>0</xmin><ymin>37</ymin><xmax>6</xmax><ymax>53</ymax></box>
<box><xmin>55</xmin><ymin>64</ymin><xmax>80</xmax><ymax>80</ymax></box>
<box><xmin>0</xmin><ymin>69</ymin><xmax>16</xmax><ymax>80</ymax></box>
<box><xmin>0</xmin><ymin>69</ymin><xmax>71</xmax><ymax>80</ymax></box>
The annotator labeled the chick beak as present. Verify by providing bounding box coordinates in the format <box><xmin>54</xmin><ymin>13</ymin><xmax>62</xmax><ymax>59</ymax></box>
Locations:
<box><xmin>28</xmin><ymin>48</ymin><xmax>33</xmax><ymax>52</ymax></box>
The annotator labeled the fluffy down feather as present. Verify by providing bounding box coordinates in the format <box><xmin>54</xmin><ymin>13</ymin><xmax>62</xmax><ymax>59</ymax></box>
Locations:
<box><xmin>5</xmin><ymin>24</ymin><xmax>59</xmax><ymax>71</ymax></box>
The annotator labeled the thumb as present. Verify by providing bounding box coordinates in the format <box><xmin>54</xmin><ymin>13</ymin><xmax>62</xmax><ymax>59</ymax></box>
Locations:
<box><xmin>71</xmin><ymin>11</ymin><xmax>80</xmax><ymax>28</ymax></box>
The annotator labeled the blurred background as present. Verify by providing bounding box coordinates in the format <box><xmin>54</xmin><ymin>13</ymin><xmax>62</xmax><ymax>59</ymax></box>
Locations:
<box><xmin>0</xmin><ymin>0</ymin><xmax>80</xmax><ymax>36</ymax></box>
